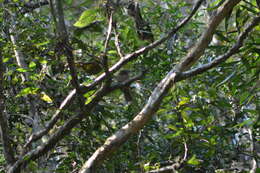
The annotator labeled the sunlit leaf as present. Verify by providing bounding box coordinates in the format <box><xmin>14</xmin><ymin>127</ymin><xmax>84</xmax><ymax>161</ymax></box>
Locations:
<box><xmin>16</xmin><ymin>68</ymin><xmax>28</xmax><ymax>72</ymax></box>
<box><xmin>35</xmin><ymin>41</ymin><xmax>49</xmax><ymax>47</ymax></box>
<box><xmin>17</xmin><ymin>87</ymin><xmax>39</xmax><ymax>97</ymax></box>
<box><xmin>40</xmin><ymin>60</ymin><xmax>47</xmax><ymax>64</ymax></box>
<box><xmin>178</xmin><ymin>97</ymin><xmax>190</xmax><ymax>107</ymax></box>
<box><xmin>29</xmin><ymin>61</ymin><xmax>36</xmax><ymax>69</ymax></box>
<box><xmin>168</xmin><ymin>124</ymin><xmax>178</xmax><ymax>131</ymax></box>
<box><xmin>74</xmin><ymin>9</ymin><xmax>103</xmax><ymax>28</ymax></box>
<box><xmin>3</xmin><ymin>57</ymin><xmax>9</xmax><ymax>63</ymax></box>
<box><xmin>84</xmin><ymin>90</ymin><xmax>96</xmax><ymax>105</ymax></box>
<box><xmin>187</xmin><ymin>155</ymin><xmax>200</xmax><ymax>165</ymax></box>
<box><xmin>40</xmin><ymin>92</ymin><xmax>53</xmax><ymax>103</ymax></box>
<box><xmin>164</xmin><ymin>130</ymin><xmax>182</xmax><ymax>139</ymax></box>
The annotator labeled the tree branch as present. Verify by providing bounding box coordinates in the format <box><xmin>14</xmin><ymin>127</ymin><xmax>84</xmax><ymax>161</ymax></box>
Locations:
<box><xmin>23</xmin><ymin>89</ymin><xmax>76</xmax><ymax>149</ymax></box>
<box><xmin>6</xmin><ymin>0</ymin><xmax>203</xmax><ymax>171</ymax></box>
<box><xmin>113</xmin><ymin>22</ymin><xmax>124</xmax><ymax>58</ymax></box>
<box><xmin>102</xmin><ymin>11</ymin><xmax>113</xmax><ymax>81</ymax></box>
<box><xmin>37</xmin><ymin>0</ymin><xmax>204</xmax><ymax>140</ymax></box>
<box><xmin>20</xmin><ymin>0</ymin><xmax>77</xmax><ymax>151</ymax></box>
<box><xmin>147</xmin><ymin>165</ymin><xmax>175</xmax><ymax>173</ymax></box>
<box><xmin>180</xmin><ymin>14</ymin><xmax>260</xmax><ymax>79</ymax></box>
<box><xmin>22</xmin><ymin>0</ymin><xmax>204</xmax><ymax>152</ymax></box>
<box><xmin>85</xmin><ymin>0</ymin><xmax>205</xmax><ymax>90</ymax></box>
<box><xmin>52</xmin><ymin>0</ymin><xmax>81</xmax><ymax>93</ymax></box>
<box><xmin>0</xmin><ymin>43</ymin><xmax>16</xmax><ymax>166</ymax></box>
<box><xmin>176</xmin><ymin>0</ymin><xmax>242</xmax><ymax>72</ymax></box>
<box><xmin>22</xmin><ymin>0</ymin><xmax>81</xmax><ymax>148</ymax></box>
<box><xmin>148</xmin><ymin>141</ymin><xmax>188</xmax><ymax>173</ymax></box>
<box><xmin>4</xmin><ymin>1</ymin><xmax>43</xmax><ymax>162</ymax></box>
<box><xmin>78</xmin><ymin>1</ymin><xmax>242</xmax><ymax>172</ymax></box>
<box><xmin>7</xmin><ymin>87</ymin><xmax>105</xmax><ymax>173</ymax></box>
<box><xmin>23</xmin><ymin>70</ymin><xmax>145</xmax><ymax>148</ymax></box>
<box><xmin>8</xmin><ymin>2</ymin><xmax>258</xmax><ymax>173</ymax></box>
<box><xmin>7</xmin><ymin>75</ymin><xmax>145</xmax><ymax>173</ymax></box>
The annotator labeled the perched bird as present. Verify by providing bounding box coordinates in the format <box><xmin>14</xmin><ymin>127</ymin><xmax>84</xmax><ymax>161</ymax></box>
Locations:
<box><xmin>75</xmin><ymin>61</ymin><xmax>102</xmax><ymax>75</ymax></box>
<box><xmin>117</xmin><ymin>70</ymin><xmax>132</xmax><ymax>102</ymax></box>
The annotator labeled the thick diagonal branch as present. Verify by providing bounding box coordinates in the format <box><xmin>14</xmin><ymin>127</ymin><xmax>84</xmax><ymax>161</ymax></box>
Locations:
<box><xmin>86</xmin><ymin>0</ymin><xmax>205</xmax><ymax>89</ymax></box>
<box><xmin>180</xmin><ymin>15</ymin><xmax>260</xmax><ymax>78</ymax></box>
<box><xmin>79</xmin><ymin>1</ymin><xmax>242</xmax><ymax>172</ymax></box>
<box><xmin>7</xmin><ymin>75</ymin><xmax>146</xmax><ymax>173</ymax></box>
<box><xmin>23</xmin><ymin>0</ymin><xmax>204</xmax><ymax>149</ymax></box>
<box><xmin>176</xmin><ymin>0</ymin><xmax>242</xmax><ymax>71</ymax></box>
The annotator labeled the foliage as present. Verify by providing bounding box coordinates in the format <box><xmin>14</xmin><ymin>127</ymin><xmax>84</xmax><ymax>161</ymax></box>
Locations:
<box><xmin>0</xmin><ymin>0</ymin><xmax>259</xmax><ymax>173</ymax></box>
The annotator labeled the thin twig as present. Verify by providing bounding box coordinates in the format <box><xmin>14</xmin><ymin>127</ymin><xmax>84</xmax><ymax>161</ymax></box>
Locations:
<box><xmin>83</xmin><ymin>0</ymin><xmax>205</xmax><ymax>90</ymax></box>
<box><xmin>23</xmin><ymin>89</ymin><xmax>76</xmax><ymax>149</ymax></box>
<box><xmin>113</xmin><ymin>22</ymin><xmax>124</xmax><ymax>58</ymax></box>
<box><xmin>103</xmin><ymin>12</ymin><xmax>113</xmax><ymax>74</ymax></box>
<box><xmin>180</xmin><ymin>14</ymin><xmax>260</xmax><ymax>79</ymax></box>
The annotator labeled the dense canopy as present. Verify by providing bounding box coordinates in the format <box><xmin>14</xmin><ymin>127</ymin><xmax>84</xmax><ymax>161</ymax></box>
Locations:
<box><xmin>0</xmin><ymin>0</ymin><xmax>259</xmax><ymax>173</ymax></box>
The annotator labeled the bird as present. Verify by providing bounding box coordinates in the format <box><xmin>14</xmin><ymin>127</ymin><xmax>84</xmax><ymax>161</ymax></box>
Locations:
<box><xmin>75</xmin><ymin>61</ymin><xmax>102</xmax><ymax>75</ymax></box>
<box><xmin>117</xmin><ymin>70</ymin><xmax>132</xmax><ymax>102</ymax></box>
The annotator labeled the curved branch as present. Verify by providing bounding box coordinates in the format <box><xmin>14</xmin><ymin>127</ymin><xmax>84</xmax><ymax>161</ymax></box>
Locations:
<box><xmin>180</xmin><ymin>15</ymin><xmax>260</xmax><ymax>79</ymax></box>
<box><xmin>79</xmin><ymin>1</ymin><xmax>242</xmax><ymax>172</ymax></box>
<box><xmin>7</xmin><ymin>87</ymin><xmax>106</xmax><ymax>173</ymax></box>
<box><xmin>23</xmin><ymin>0</ymin><xmax>204</xmax><ymax>150</ymax></box>
<box><xmin>23</xmin><ymin>89</ymin><xmax>76</xmax><ymax>148</ymax></box>
<box><xmin>7</xmin><ymin>74</ymin><xmax>146</xmax><ymax>173</ymax></box>
<box><xmin>85</xmin><ymin>0</ymin><xmax>205</xmax><ymax>90</ymax></box>
<box><xmin>176</xmin><ymin>0</ymin><xmax>242</xmax><ymax>71</ymax></box>
<box><xmin>24</xmin><ymin>71</ymin><xmax>145</xmax><ymax>148</ymax></box>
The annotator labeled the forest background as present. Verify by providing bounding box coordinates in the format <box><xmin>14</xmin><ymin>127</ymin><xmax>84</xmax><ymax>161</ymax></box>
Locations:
<box><xmin>0</xmin><ymin>0</ymin><xmax>260</xmax><ymax>172</ymax></box>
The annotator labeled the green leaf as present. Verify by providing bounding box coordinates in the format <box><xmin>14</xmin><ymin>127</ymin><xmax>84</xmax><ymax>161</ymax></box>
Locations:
<box><xmin>23</xmin><ymin>155</ymin><xmax>30</xmax><ymax>161</ymax></box>
<box><xmin>35</xmin><ymin>41</ymin><xmax>49</xmax><ymax>47</ymax></box>
<box><xmin>143</xmin><ymin>162</ymin><xmax>151</xmax><ymax>171</ymax></box>
<box><xmin>215</xmin><ymin>31</ymin><xmax>231</xmax><ymax>43</ymax></box>
<box><xmin>3</xmin><ymin>57</ymin><xmax>9</xmax><ymax>63</ymax></box>
<box><xmin>178</xmin><ymin>97</ymin><xmax>190</xmax><ymax>107</ymax></box>
<box><xmin>74</xmin><ymin>9</ymin><xmax>102</xmax><ymax>28</ymax></box>
<box><xmin>181</xmin><ymin>110</ymin><xmax>194</xmax><ymax>127</ymax></box>
<box><xmin>40</xmin><ymin>92</ymin><xmax>53</xmax><ymax>103</ymax></box>
<box><xmin>241</xmin><ymin>5</ymin><xmax>258</xmax><ymax>14</ymax></box>
<box><xmin>108</xmin><ymin>50</ymin><xmax>118</xmax><ymax>55</ymax></box>
<box><xmin>40</xmin><ymin>60</ymin><xmax>48</xmax><ymax>64</ymax></box>
<box><xmin>217</xmin><ymin>98</ymin><xmax>231</xmax><ymax>108</ymax></box>
<box><xmin>233</xmin><ymin>118</ymin><xmax>253</xmax><ymax>128</ymax></box>
<box><xmin>239</xmin><ymin>91</ymin><xmax>250</xmax><ymax>105</ymax></box>
<box><xmin>17</xmin><ymin>87</ymin><xmax>39</xmax><ymax>97</ymax></box>
<box><xmin>28</xmin><ymin>160</ymin><xmax>38</xmax><ymax>171</ymax></box>
<box><xmin>29</xmin><ymin>61</ymin><xmax>36</xmax><ymax>69</ymax></box>
<box><xmin>16</xmin><ymin>68</ymin><xmax>28</xmax><ymax>72</ymax></box>
<box><xmin>168</xmin><ymin>124</ymin><xmax>178</xmax><ymax>131</ymax></box>
<box><xmin>164</xmin><ymin>130</ymin><xmax>182</xmax><ymax>139</ymax></box>
<box><xmin>84</xmin><ymin>90</ymin><xmax>96</xmax><ymax>105</ymax></box>
<box><xmin>187</xmin><ymin>155</ymin><xmax>200</xmax><ymax>165</ymax></box>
